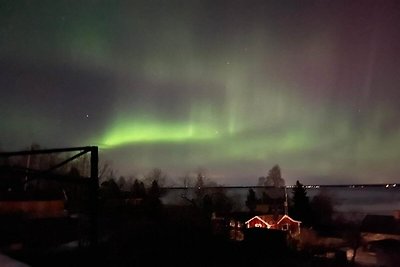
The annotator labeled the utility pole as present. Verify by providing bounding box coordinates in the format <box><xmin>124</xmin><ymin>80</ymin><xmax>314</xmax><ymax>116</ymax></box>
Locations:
<box><xmin>24</xmin><ymin>145</ymin><xmax>33</xmax><ymax>191</ymax></box>
<box><xmin>90</xmin><ymin>146</ymin><xmax>99</xmax><ymax>246</ymax></box>
<box><xmin>284</xmin><ymin>186</ymin><xmax>288</xmax><ymax>215</ymax></box>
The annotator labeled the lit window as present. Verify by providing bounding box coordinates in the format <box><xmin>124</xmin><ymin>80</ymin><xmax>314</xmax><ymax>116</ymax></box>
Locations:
<box><xmin>255</xmin><ymin>223</ymin><xmax>262</xmax><ymax>228</ymax></box>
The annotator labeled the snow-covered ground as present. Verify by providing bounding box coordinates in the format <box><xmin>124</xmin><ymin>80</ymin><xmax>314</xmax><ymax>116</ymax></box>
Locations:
<box><xmin>0</xmin><ymin>253</ymin><xmax>29</xmax><ymax>267</ymax></box>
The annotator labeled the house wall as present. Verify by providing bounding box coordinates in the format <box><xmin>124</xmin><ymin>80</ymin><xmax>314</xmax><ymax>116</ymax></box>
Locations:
<box><xmin>247</xmin><ymin>218</ymin><xmax>268</xmax><ymax>228</ymax></box>
<box><xmin>277</xmin><ymin>217</ymin><xmax>300</xmax><ymax>236</ymax></box>
<box><xmin>0</xmin><ymin>200</ymin><xmax>65</xmax><ymax>218</ymax></box>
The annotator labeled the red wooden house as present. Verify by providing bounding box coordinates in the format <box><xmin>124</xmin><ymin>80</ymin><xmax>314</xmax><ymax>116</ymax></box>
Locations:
<box><xmin>245</xmin><ymin>214</ymin><xmax>301</xmax><ymax>237</ymax></box>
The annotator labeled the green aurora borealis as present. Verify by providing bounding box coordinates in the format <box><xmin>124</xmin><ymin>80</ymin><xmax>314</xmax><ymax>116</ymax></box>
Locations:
<box><xmin>1</xmin><ymin>1</ymin><xmax>400</xmax><ymax>184</ymax></box>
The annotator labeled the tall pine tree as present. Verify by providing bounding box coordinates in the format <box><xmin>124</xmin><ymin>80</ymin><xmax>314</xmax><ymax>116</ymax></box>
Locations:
<box><xmin>245</xmin><ymin>188</ymin><xmax>257</xmax><ymax>213</ymax></box>
<box><xmin>290</xmin><ymin>180</ymin><xmax>311</xmax><ymax>226</ymax></box>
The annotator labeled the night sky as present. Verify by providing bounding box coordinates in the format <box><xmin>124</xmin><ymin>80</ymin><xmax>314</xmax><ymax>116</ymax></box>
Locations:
<box><xmin>1</xmin><ymin>1</ymin><xmax>400</xmax><ymax>185</ymax></box>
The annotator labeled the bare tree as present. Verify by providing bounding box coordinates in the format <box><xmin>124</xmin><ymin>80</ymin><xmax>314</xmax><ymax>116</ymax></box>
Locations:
<box><xmin>178</xmin><ymin>173</ymin><xmax>193</xmax><ymax>188</ymax></box>
<box><xmin>117</xmin><ymin>176</ymin><xmax>127</xmax><ymax>191</ymax></box>
<box><xmin>265</xmin><ymin>164</ymin><xmax>285</xmax><ymax>187</ymax></box>
<box><xmin>98</xmin><ymin>160</ymin><xmax>115</xmax><ymax>183</ymax></box>
<box><xmin>194</xmin><ymin>171</ymin><xmax>205</xmax><ymax>203</ymax></box>
<box><xmin>144</xmin><ymin>168</ymin><xmax>167</xmax><ymax>187</ymax></box>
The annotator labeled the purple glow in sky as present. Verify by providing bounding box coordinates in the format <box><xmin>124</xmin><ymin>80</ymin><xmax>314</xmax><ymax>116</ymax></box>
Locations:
<box><xmin>1</xmin><ymin>1</ymin><xmax>400</xmax><ymax>185</ymax></box>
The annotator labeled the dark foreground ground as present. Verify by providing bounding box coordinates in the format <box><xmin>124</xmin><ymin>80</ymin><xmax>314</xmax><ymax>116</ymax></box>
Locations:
<box><xmin>3</xmin><ymin>204</ymin><xmax>353</xmax><ymax>267</ymax></box>
<box><xmin>8</xmin><ymin>237</ymin><xmax>350</xmax><ymax>267</ymax></box>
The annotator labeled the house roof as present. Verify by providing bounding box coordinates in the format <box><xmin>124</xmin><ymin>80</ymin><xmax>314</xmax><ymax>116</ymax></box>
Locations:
<box><xmin>361</xmin><ymin>215</ymin><xmax>400</xmax><ymax>235</ymax></box>
<box><xmin>245</xmin><ymin>214</ymin><xmax>301</xmax><ymax>226</ymax></box>
<box><xmin>276</xmin><ymin>214</ymin><xmax>301</xmax><ymax>224</ymax></box>
<box><xmin>245</xmin><ymin>215</ymin><xmax>273</xmax><ymax>227</ymax></box>
<box><xmin>259</xmin><ymin>215</ymin><xmax>284</xmax><ymax>225</ymax></box>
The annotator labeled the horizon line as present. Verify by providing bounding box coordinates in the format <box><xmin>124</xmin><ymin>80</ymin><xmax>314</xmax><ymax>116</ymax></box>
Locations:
<box><xmin>162</xmin><ymin>182</ymin><xmax>398</xmax><ymax>189</ymax></box>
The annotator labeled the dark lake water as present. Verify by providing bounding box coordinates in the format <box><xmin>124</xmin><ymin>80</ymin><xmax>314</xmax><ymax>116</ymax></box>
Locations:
<box><xmin>161</xmin><ymin>185</ymin><xmax>400</xmax><ymax>221</ymax></box>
